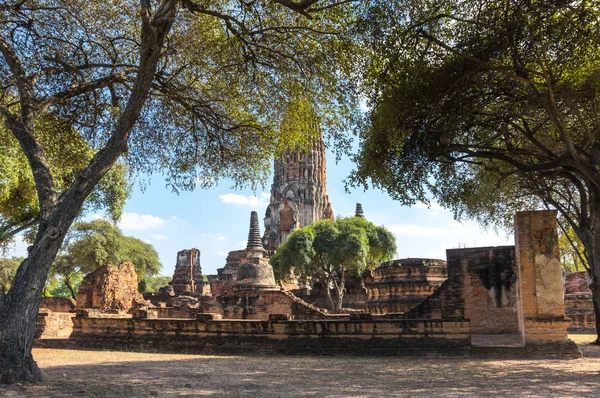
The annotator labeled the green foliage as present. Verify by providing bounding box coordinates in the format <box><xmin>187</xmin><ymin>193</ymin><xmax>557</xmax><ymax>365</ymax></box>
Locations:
<box><xmin>48</xmin><ymin>272</ymin><xmax>83</xmax><ymax>299</ymax></box>
<box><xmin>66</xmin><ymin>219</ymin><xmax>162</xmax><ymax>279</ymax></box>
<box><xmin>144</xmin><ymin>275</ymin><xmax>172</xmax><ymax>293</ymax></box>
<box><xmin>352</xmin><ymin>0</ymin><xmax>600</xmax><ymax>248</ymax></box>
<box><xmin>138</xmin><ymin>279</ymin><xmax>148</xmax><ymax>294</ymax></box>
<box><xmin>271</xmin><ymin>217</ymin><xmax>396</xmax><ymax>311</ymax></box>
<box><xmin>0</xmin><ymin>114</ymin><xmax>132</xmax><ymax>250</ymax></box>
<box><xmin>48</xmin><ymin>219</ymin><xmax>163</xmax><ymax>298</ymax></box>
<box><xmin>0</xmin><ymin>258</ymin><xmax>20</xmax><ymax>292</ymax></box>
<box><xmin>559</xmin><ymin>226</ymin><xmax>588</xmax><ymax>273</ymax></box>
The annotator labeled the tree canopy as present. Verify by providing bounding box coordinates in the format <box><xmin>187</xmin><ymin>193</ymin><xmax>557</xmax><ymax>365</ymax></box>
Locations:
<box><xmin>0</xmin><ymin>114</ymin><xmax>131</xmax><ymax>251</ymax></box>
<box><xmin>0</xmin><ymin>0</ymin><xmax>359</xmax><ymax>383</ymax></box>
<box><xmin>352</xmin><ymin>0</ymin><xmax>600</xmax><ymax>337</ymax></box>
<box><xmin>271</xmin><ymin>217</ymin><xmax>396</xmax><ymax>312</ymax></box>
<box><xmin>50</xmin><ymin>219</ymin><xmax>162</xmax><ymax>299</ymax></box>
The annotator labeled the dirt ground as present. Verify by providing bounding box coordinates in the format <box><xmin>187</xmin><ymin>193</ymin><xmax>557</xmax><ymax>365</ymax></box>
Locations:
<box><xmin>1</xmin><ymin>335</ymin><xmax>599</xmax><ymax>397</ymax></box>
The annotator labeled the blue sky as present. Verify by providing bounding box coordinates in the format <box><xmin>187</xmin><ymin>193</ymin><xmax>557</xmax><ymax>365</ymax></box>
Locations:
<box><xmin>9</xmin><ymin>147</ymin><xmax>513</xmax><ymax>277</ymax></box>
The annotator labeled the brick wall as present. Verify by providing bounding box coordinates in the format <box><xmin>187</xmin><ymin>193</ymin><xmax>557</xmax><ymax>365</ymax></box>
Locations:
<box><xmin>36</xmin><ymin>310</ymin><xmax>75</xmax><ymax>339</ymax></box>
<box><xmin>71</xmin><ymin>315</ymin><xmax>472</xmax><ymax>356</ymax></box>
<box><xmin>565</xmin><ymin>271</ymin><xmax>595</xmax><ymax>333</ymax></box>
<box><xmin>458</xmin><ymin>246</ymin><xmax>520</xmax><ymax>335</ymax></box>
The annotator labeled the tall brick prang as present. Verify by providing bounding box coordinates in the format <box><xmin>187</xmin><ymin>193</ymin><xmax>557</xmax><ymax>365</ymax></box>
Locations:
<box><xmin>262</xmin><ymin>135</ymin><xmax>333</xmax><ymax>250</ymax></box>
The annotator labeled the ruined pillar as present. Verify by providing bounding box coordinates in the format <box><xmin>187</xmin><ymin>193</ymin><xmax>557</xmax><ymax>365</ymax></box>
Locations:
<box><xmin>170</xmin><ymin>248</ymin><xmax>204</xmax><ymax>296</ymax></box>
<box><xmin>515</xmin><ymin>210</ymin><xmax>571</xmax><ymax>343</ymax></box>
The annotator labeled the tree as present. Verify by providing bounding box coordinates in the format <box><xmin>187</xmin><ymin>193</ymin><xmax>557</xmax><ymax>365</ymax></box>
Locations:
<box><xmin>50</xmin><ymin>220</ymin><xmax>162</xmax><ymax>299</ymax></box>
<box><xmin>559</xmin><ymin>226</ymin><xmax>588</xmax><ymax>273</ymax></box>
<box><xmin>144</xmin><ymin>275</ymin><xmax>172</xmax><ymax>293</ymax></box>
<box><xmin>351</xmin><ymin>0</ymin><xmax>600</xmax><ymax>340</ymax></box>
<box><xmin>0</xmin><ymin>0</ymin><xmax>357</xmax><ymax>383</ymax></box>
<box><xmin>0</xmin><ymin>117</ymin><xmax>131</xmax><ymax>251</ymax></box>
<box><xmin>271</xmin><ymin>217</ymin><xmax>396</xmax><ymax>312</ymax></box>
<box><xmin>0</xmin><ymin>258</ymin><xmax>19</xmax><ymax>293</ymax></box>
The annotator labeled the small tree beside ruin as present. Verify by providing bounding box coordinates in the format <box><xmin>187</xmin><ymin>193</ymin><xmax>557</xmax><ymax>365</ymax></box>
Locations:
<box><xmin>271</xmin><ymin>217</ymin><xmax>396</xmax><ymax>312</ymax></box>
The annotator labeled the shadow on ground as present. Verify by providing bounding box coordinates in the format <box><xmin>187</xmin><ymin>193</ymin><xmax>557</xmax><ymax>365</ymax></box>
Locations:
<box><xmin>0</xmin><ymin>344</ymin><xmax>599</xmax><ymax>397</ymax></box>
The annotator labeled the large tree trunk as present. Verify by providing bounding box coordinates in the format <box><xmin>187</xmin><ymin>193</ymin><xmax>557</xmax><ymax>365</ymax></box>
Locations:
<box><xmin>0</xmin><ymin>223</ymin><xmax>67</xmax><ymax>383</ymax></box>
<box><xmin>0</xmin><ymin>6</ymin><xmax>174</xmax><ymax>384</ymax></box>
<box><xmin>586</xmin><ymin>202</ymin><xmax>600</xmax><ymax>344</ymax></box>
<box><xmin>332</xmin><ymin>274</ymin><xmax>344</xmax><ymax>313</ymax></box>
<box><xmin>591</xmin><ymin>283</ymin><xmax>600</xmax><ymax>344</ymax></box>
<box><xmin>325</xmin><ymin>276</ymin><xmax>335</xmax><ymax>312</ymax></box>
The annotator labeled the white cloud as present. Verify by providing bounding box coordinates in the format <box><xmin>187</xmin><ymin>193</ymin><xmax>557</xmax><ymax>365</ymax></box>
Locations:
<box><xmin>5</xmin><ymin>235</ymin><xmax>29</xmax><ymax>259</ymax></box>
<box><xmin>387</xmin><ymin>224</ymin><xmax>449</xmax><ymax>238</ymax></box>
<box><xmin>149</xmin><ymin>234</ymin><xmax>169</xmax><ymax>241</ymax></box>
<box><xmin>236</xmin><ymin>240</ymin><xmax>247</xmax><ymax>249</ymax></box>
<box><xmin>219</xmin><ymin>193</ymin><xmax>269</xmax><ymax>208</ymax></box>
<box><xmin>211</xmin><ymin>245</ymin><xmax>228</xmax><ymax>257</ymax></box>
<box><xmin>118</xmin><ymin>212</ymin><xmax>167</xmax><ymax>231</ymax></box>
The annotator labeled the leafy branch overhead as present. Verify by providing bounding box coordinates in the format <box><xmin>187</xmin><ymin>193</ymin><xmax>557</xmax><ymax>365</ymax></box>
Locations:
<box><xmin>352</xmin><ymin>0</ymin><xmax>600</xmax><ymax>339</ymax></box>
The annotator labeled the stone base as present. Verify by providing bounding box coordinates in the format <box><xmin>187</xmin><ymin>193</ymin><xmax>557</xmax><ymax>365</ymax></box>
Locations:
<box><xmin>472</xmin><ymin>339</ymin><xmax>581</xmax><ymax>359</ymax></box>
<box><xmin>524</xmin><ymin>340</ymin><xmax>582</xmax><ymax>359</ymax></box>
<box><xmin>524</xmin><ymin>317</ymin><xmax>571</xmax><ymax>342</ymax></box>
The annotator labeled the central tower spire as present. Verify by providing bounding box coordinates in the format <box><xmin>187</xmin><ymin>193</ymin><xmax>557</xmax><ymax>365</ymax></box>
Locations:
<box><xmin>262</xmin><ymin>134</ymin><xmax>333</xmax><ymax>250</ymax></box>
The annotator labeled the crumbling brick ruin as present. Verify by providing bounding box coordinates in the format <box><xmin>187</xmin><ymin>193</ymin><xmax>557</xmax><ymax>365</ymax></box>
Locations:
<box><xmin>169</xmin><ymin>248</ymin><xmax>204</xmax><ymax>295</ymax></box>
<box><xmin>564</xmin><ymin>272</ymin><xmax>596</xmax><ymax>333</ymax></box>
<box><xmin>201</xmin><ymin>211</ymin><xmax>328</xmax><ymax>320</ymax></box>
<box><xmin>76</xmin><ymin>262</ymin><xmax>147</xmax><ymax>313</ymax></box>
<box><xmin>38</xmin><ymin>210</ymin><xmax>582</xmax><ymax>359</ymax></box>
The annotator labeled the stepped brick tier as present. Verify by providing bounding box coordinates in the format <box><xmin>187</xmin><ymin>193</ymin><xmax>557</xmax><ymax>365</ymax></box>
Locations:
<box><xmin>169</xmin><ymin>248</ymin><xmax>204</xmax><ymax>295</ymax></box>
<box><xmin>208</xmin><ymin>250</ymin><xmax>245</xmax><ymax>296</ymax></box>
<box><xmin>564</xmin><ymin>271</ymin><xmax>596</xmax><ymax>333</ymax></box>
<box><xmin>364</xmin><ymin>258</ymin><xmax>447</xmax><ymax>314</ymax></box>
<box><xmin>76</xmin><ymin>262</ymin><xmax>147</xmax><ymax>313</ymax></box>
<box><xmin>202</xmin><ymin>289</ymin><xmax>328</xmax><ymax>320</ymax></box>
<box><xmin>196</xmin><ymin>211</ymin><xmax>327</xmax><ymax>320</ymax></box>
<box><xmin>355</xmin><ymin>203</ymin><xmax>365</xmax><ymax>218</ymax></box>
<box><xmin>217</xmin><ymin>250</ymin><xmax>245</xmax><ymax>281</ymax></box>
<box><xmin>262</xmin><ymin>135</ymin><xmax>334</xmax><ymax>251</ymax></box>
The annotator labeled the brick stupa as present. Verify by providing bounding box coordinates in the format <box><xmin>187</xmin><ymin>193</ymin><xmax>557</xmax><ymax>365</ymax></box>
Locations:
<box><xmin>236</xmin><ymin>211</ymin><xmax>277</xmax><ymax>291</ymax></box>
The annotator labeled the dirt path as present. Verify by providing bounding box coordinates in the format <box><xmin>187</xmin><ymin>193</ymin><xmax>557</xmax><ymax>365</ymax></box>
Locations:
<box><xmin>1</xmin><ymin>337</ymin><xmax>599</xmax><ymax>397</ymax></box>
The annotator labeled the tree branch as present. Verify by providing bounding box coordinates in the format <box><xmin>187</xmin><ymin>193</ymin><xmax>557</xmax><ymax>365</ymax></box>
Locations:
<box><xmin>37</xmin><ymin>73</ymin><xmax>127</xmax><ymax>113</ymax></box>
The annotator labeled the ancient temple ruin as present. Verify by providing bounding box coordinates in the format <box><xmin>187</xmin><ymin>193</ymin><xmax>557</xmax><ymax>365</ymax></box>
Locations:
<box><xmin>169</xmin><ymin>248</ymin><xmax>204</xmax><ymax>295</ymax></box>
<box><xmin>38</xmin><ymin>210</ymin><xmax>582</xmax><ymax>358</ymax></box>
<box><xmin>262</xmin><ymin>135</ymin><xmax>334</xmax><ymax>250</ymax></box>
